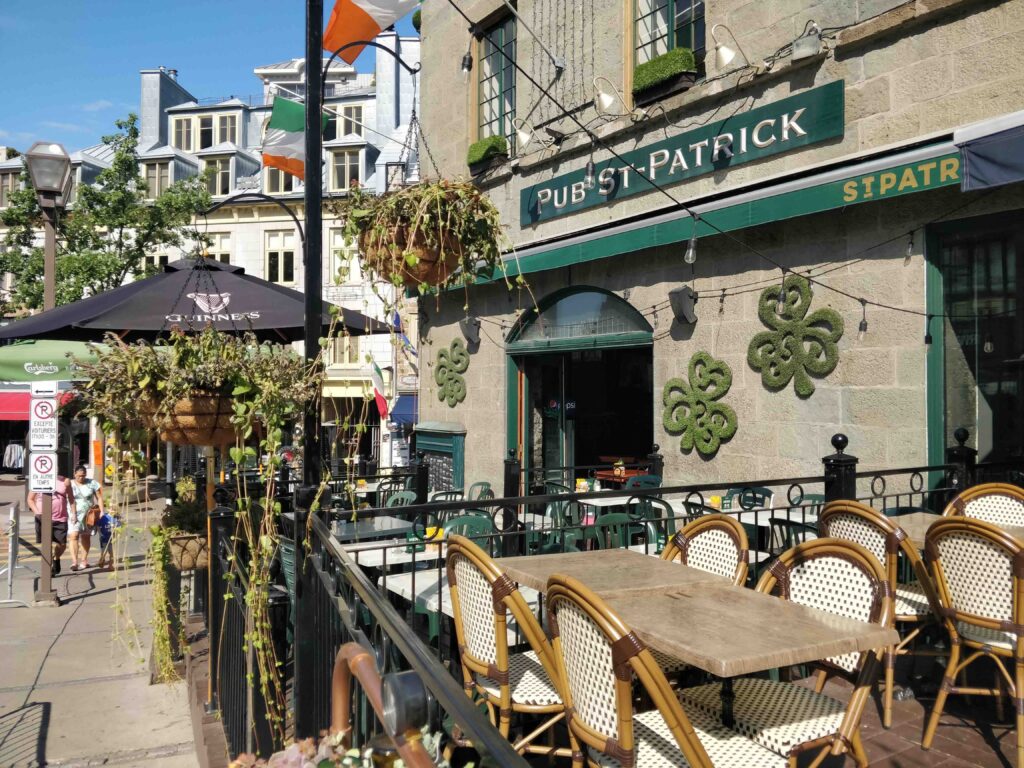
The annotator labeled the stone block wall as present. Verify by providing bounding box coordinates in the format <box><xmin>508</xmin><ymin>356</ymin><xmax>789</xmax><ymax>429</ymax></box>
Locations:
<box><xmin>419</xmin><ymin>182</ymin><xmax>1024</xmax><ymax>489</ymax></box>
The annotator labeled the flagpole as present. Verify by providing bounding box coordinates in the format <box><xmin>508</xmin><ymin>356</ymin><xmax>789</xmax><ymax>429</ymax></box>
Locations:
<box><xmin>295</xmin><ymin>0</ymin><xmax>323</xmax><ymax>741</ymax></box>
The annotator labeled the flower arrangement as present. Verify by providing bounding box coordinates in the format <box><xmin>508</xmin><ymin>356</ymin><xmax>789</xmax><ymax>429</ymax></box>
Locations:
<box><xmin>332</xmin><ymin>179</ymin><xmax>506</xmax><ymax>292</ymax></box>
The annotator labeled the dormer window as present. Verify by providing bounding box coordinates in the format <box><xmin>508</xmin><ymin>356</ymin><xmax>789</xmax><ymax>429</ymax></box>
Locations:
<box><xmin>204</xmin><ymin>157</ymin><xmax>231</xmax><ymax>196</ymax></box>
<box><xmin>199</xmin><ymin>116</ymin><xmax>215</xmax><ymax>150</ymax></box>
<box><xmin>265</xmin><ymin>167</ymin><xmax>295</xmax><ymax>194</ymax></box>
<box><xmin>219</xmin><ymin>115</ymin><xmax>237</xmax><ymax>144</ymax></box>
<box><xmin>342</xmin><ymin>105</ymin><xmax>363</xmax><ymax>137</ymax></box>
<box><xmin>144</xmin><ymin>162</ymin><xmax>170</xmax><ymax>198</ymax></box>
<box><xmin>173</xmin><ymin>117</ymin><xmax>193</xmax><ymax>151</ymax></box>
<box><xmin>0</xmin><ymin>172</ymin><xmax>19</xmax><ymax>208</ymax></box>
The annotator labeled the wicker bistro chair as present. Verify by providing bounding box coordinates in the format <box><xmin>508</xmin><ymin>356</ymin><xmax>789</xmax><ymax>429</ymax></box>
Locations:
<box><xmin>445</xmin><ymin>535</ymin><xmax>580</xmax><ymax>762</ymax></box>
<box><xmin>819</xmin><ymin>500</ymin><xmax>940</xmax><ymax>728</ymax></box>
<box><xmin>546</xmin><ymin>573</ymin><xmax>787</xmax><ymax>767</ymax></box>
<box><xmin>661</xmin><ymin>514</ymin><xmax>749</xmax><ymax>587</ymax></box>
<box><xmin>677</xmin><ymin>539</ymin><xmax>894</xmax><ymax>768</ymax></box>
<box><xmin>943</xmin><ymin>482</ymin><xmax>1024</xmax><ymax>526</ymax></box>
<box><xmin>922</xmin><ymin>517</ymin><xmax>1024</xmax><ymax>767</ymax></box>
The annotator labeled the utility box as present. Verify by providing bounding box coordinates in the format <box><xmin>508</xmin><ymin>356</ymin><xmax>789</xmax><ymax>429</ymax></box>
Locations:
<box><xmin>413</xmin><ymin>422</ymin><xmax>465</xmax><ymax>492</ymax></box>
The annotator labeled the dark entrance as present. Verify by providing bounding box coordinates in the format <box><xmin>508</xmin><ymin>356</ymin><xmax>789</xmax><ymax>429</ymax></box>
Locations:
<box><xmin>507</xmin><ymin>288</ymin><xmax>654</xmax><ymax>483</ymax></box>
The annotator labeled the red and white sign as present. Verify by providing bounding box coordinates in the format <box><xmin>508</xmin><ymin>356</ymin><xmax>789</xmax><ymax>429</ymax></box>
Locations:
<box><xmin>29</xmin><ymin>452</ymin><xmax>57</xmax><ymax>492</ymax></box>
<box><xmin>30</xmin><ymin>398</ymin><xmax>58</xmax><ymax>451</ymax></box>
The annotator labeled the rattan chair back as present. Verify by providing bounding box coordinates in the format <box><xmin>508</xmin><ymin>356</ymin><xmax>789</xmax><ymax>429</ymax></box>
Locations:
<box><xmin>660</xmin><ymin>513</ymin><xmax>749</xmax><ymax>586</ymax></box>
<box><xmin>820</xmin><ymin>500</ymin><xmax>933</xmax><ymax>604</ymax></box>
<box><xmin>546</xmin><ymin>573</ymin><xmax>713</xmax><ymax>767</ymax></box>
<box><xmin>756</xmin><ymin>538</ymin><xmax>893</xmax><ymax>677</ymax></box>
<box><xmin>445</xmin><ymin>535</ymin><xmax>561</xmax><ymax>708</ymax></box>
<box><xmin>926</xmin><ymin>517</ymin><xmax>1024</xmax><ymax>647</ymax></box>
<box><xmin>942</xmin><ymin>482</ymin><xmax>1024</xmax><ymax>527</ymax></box>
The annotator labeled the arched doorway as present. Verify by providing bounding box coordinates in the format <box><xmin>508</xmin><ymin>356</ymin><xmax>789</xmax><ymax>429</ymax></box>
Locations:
<box><xmin>506</xmin><ymin>287</ymin><xmax>654</xmax><ymax>484</ymax></box>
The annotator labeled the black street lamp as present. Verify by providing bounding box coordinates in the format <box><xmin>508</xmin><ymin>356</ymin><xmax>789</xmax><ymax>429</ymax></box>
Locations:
<box><xmin>24</xmin><ymin>141</ymin><xmax>71</xmax><ymax>604</ymax></box>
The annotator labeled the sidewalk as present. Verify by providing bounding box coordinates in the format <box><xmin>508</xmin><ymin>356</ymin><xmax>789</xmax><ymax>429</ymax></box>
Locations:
<box><xmin>0</xmin><ymin>477</ymin><xmax>198</xmax><ymax>767</ymax></box>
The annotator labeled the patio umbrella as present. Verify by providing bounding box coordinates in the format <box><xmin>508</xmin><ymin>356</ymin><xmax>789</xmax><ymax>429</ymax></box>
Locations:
<box><xmin>0</xmin><ymin>257</ymin><xmax>390</xmax><ymax>342</ymax></box>
<box><xmin>0</xmin><ymin>339</ymin><xmax>101</xmax><ymax>381</ymax></box>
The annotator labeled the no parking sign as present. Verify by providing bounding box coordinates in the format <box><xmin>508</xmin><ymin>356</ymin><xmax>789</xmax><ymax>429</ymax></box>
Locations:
<box><xmin>29</xmin><ymin>452</ymin><xmax>58</xmax><ymax>492</ymax></box>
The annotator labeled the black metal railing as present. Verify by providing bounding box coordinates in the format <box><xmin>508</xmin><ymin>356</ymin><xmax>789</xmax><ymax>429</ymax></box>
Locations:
<box><xmin>204</xmin><ymin>427</ymin><xmax>1022</xmax><ymax>762</ymax></box>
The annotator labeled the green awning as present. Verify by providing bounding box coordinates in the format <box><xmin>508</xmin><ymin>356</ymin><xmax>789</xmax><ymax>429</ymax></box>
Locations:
<box><xmin>0</xmin><ymin>340</ymin><xmax>101</xmax><ymax>382</ymax></box>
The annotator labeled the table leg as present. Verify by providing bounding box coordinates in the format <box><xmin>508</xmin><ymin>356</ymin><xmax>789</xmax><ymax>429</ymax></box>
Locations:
<box><xmin>721</xmin><ymin>678</ymin><xmax>735</xmax><ymax>729</ymax></box>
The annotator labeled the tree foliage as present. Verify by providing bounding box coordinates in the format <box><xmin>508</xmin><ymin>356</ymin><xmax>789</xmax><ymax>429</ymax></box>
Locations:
<box><xmin>0</xmin><ymin>114</ymin><xmax>210</xmax><ymax>309</ymax></box>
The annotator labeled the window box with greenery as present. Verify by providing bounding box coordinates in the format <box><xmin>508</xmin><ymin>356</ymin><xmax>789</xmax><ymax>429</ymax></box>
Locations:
<box><xmin>632</xmin><ymin>48</ymin><xmax>698</xmax><ymax>106</ymax></box>
<box><xmin>467</xmin><ymin>135</ymin><xmax>508</xmax><ymax>176</ymax></box>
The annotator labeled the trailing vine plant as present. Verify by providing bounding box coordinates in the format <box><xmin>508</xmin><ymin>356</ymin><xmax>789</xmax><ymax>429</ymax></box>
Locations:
<box><xmin>663</xmin><ymin>351</ymin><xmax>737</xmax><ymax>456</ymax></box>
<box><xmin>747</xmin><ymin>273</ymin><xmax>844</xmax><ymax>398</ymax></box>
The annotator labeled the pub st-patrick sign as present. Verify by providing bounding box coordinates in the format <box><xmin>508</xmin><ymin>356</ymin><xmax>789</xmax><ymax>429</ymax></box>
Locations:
<box><xmin>520</xmin><ymin>80</ymin><xmax>845</xmax><ymax>226</ymax></box>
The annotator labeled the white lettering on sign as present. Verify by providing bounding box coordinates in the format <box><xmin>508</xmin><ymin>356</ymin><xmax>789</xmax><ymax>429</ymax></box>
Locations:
<box><xmin>528</xmin><ymin>105</ymin><xmax>821</xmax><ymax>220</ymax></box>
<box><xmin>29</xmin><ymin>452</ymin><xmax>58</xmax><ymax>492</ymax></box>
<box><xmin>30</xmin><ymin>398</ymin><xmax>58</xmax><ymax>451</ymax></box>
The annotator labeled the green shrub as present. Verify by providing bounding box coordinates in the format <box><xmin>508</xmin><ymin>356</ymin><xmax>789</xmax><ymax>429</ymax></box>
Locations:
<box><xmin>467</xmin><ymin>135</ymin><xmax>508</xmax><ymax>167</ymax></box>
<box><xmin>632</xmin><ymin>48</ymin><xmax>697</xmax><ymax>94</ymax></box>
<box><xmin>412</xmin><ymin>8</ymin><xmax>421</xmax><ymax>32</ymax></box>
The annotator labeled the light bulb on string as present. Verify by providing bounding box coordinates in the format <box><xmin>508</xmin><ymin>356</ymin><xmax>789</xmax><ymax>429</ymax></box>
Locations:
<box><xmin>983</xmin><ymin>311</ymin><xmax>995</xmax><ymax>354</ymax></box>
<box><xmin>776</xmin><ymin>273</ymin><xmax>787</xmax><ymax>316</ymax></box>
<box><xmin>924</xmin><ymin>313</ymin><xmax>934</xmax><ymax>348</ymax></box>
<box><xmin>684</xmin><ymin>214</ymin><xmax>699</xmax><ymax>265</ymax></box>
<box><xmin>584</xmin><ymin>159</ymin><xmax>596</xmax><ymax>190</ymax></box>
<box><xmin>461</xmin><ymin>50</ymin><xmax>474</xmax><ymax>83</ymax></box>
<box><xmin>905</xmin><ymin>231</ymin><xmax>914</xmax><ymax>265</ymax></box>
<box><xmin>858</xmin><ymin>298</ymin><xmax>868</xmax><ymax>340</ymax></box>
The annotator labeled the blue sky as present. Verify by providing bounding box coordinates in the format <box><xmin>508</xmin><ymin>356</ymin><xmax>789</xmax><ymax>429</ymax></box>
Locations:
<box><xmin>0</xmin><ymin>1</ymin><xmax>417</xmax><ymax>152</ymax></box>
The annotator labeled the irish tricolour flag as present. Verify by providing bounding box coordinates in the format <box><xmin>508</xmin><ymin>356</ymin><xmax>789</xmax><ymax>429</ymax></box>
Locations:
<box><xmin>324</xmin><ymin>0</ymin><xmax>418</xmax><ymax>64</ymax></box>
<box><xmin>262</xmin><ymin>97</ymin><xmax>329</xmax><ymax>180</ymax></box>
<box><xmin>370</xmin><ymin>359</ymin><xmax>389</xmax><ymax>420</ymax></box>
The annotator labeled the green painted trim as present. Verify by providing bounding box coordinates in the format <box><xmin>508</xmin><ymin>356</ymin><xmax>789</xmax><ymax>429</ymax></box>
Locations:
<box><xmin>452</xmin><ymin>435</ymin><xmax>466</xmax><ymax>490</ymax></box>
<box><xmin>506</xmin><ymin>332</ymin><xmax>653</xmax><ymax>354</ymax></box>
<box><xmin>506</xmin><ymin>356</ymin><xmax>518</xmax><ymax>457</ymax></box>
<box><xmin>925</xmin><ymin>227</ymin><xmax>945</xmax><ymax>470</ymax></box>
<box><xmin>497</xmin><ymin>151</ymin><xmax>962</xmax><ymax>281</ymax></box>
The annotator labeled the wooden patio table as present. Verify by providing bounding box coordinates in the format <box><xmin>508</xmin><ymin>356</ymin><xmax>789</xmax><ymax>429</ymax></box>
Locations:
<box><xmin>892</xmin><ymin>511</ymin><xmax>1024</xmax><ymax>549</ymax></box>
<box><xmin>604</xmin><ymin>585</ymin><xmax>898</xmax><ymax>727</ymax></box>
<box><xmin>494</xmin><ymin>548</ymin><xmax>731</xmax><ymax>596</ymax></box>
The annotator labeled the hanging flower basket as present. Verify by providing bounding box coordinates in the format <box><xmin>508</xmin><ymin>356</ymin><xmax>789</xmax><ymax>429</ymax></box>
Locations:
<box><xmin>155</xmin><ymin>392</ymin><xmax>237</xmax><ymax>447</ymax></box>
<box><xmin>334</xmin><ymin>179</ymin><xmax>506</xmax><ymax>291</ymax></box>
<box><xmin>358</xmin><ymin>227</ymin><xmax>465</xmax><ymax>289</ymax></box>
<box><xmin>166</xmin><ymin>532</ymin><xmax>208</xmax><ymax>571</ymax></box>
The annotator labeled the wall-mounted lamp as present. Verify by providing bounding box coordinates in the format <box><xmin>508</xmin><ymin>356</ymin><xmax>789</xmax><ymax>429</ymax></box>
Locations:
<box><xmin>792</xmin><ymin>20</ymin><xmax>823</xmax><ymax>62</ymax></box>
<box><xmin>513</xmin><ymin>118</ymin><xmax>551</xmax><ymax>154</ymax></box>
<box><xmin>711</xmin><ymin>24</ymin><xmax>750</xmax><ymax>71</ymax></box>
<box><xmin>459</xmin><ymin>315</ymin><xmax>481</xmax><ymax>345</ymax></box>
<box><xmin>668</xmin><ymin>286</ymin><xmax>698</xmax><ymax>325</ymax></box>
<box><xmin>593</xmin><ymin>76</ymin><xmax>645</xmax><ymax>120</ymax></box>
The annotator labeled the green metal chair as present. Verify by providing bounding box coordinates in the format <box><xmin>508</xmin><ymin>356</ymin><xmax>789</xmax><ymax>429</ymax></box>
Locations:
<box><xmin>628</xmin><ymin>495</ymin><xmax>677</xmax><ymax>551</ymax></box>
<box><xmin>467</xmin><ymin>481</ymin><xmax>492</xmax><ymax>501</ymax></box>
<box><xmin>386</xmin><ymin>490</ymin><xmax>418</xmax><ymax>508</ymax></box>
<box><xmin>624</xmin><ymin>474</ymin><xmax>662</xmax><ymax>489</ymax></box>
<box><xmin>584</xmin><ymin>512</ymin><xmax>632</xmax><ymax>550</ymax></box>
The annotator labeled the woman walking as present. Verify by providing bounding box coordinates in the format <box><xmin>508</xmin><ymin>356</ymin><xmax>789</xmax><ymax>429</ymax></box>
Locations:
<box><xmin>69</xmin><ymin>464</ymin><xmax>104</xmax><ymax>571</ymax></box>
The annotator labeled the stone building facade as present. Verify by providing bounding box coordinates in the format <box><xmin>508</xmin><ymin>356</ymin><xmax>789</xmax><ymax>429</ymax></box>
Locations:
<box><xmin>416</xmin><ymin>0</ymin><xmax>1024</xmax><ymax>489</ymax></box>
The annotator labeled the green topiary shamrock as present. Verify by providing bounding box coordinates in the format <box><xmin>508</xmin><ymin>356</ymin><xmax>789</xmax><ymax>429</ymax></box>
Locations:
<box><xmin>663</xmin><ymin>351</ymin><xmax>737</xmax><ymax>456</ymax></box>
<box><xmin>747</xmin><ymin>273</ymin><xmax>844</xmax><ymax>398</ymax></box>
<box><xmin>435</xmin><ymin>338</ymin><xmax>469</xmax><ymax>407</ymax></box>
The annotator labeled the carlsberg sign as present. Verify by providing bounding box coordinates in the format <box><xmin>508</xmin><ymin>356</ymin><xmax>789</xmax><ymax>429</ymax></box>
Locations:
<box><xmin>520</xmin><ymin>80</ymin><xmax>845</xmax><ymax>226</ymax></box>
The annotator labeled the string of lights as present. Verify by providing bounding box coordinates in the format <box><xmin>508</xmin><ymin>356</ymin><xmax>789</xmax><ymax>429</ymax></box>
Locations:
<box><xmin>444</xmin><ymin>0</ymin><xmax>1016</xmax><ymax>335</ymax></box>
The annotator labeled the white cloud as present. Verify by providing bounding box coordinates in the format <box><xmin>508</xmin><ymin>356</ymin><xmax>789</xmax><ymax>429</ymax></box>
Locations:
<box><xmin>81</xmin><ymin>99</ymin><xmax>113</xmax><ymax>112</ymax></box>
<box><xmin>41</xmin><ymin>120</ymin><xmax>89</xmax><ymax>133</ymax></box>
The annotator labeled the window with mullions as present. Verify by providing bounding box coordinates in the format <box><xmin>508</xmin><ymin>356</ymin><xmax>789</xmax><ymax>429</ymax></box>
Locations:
<box><xmin>478</xmin><ymin>16</ymin><xmax>516</xmax><ymax>145</ymax></box>
<box><xmin>634</xmin><ymin>0</ymin><xmax>705</xmax><ymax>68</ymax></box>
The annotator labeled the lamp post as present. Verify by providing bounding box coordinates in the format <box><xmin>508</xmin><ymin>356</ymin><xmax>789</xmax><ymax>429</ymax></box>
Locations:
<box><xmin>24</xmin><ymin>141</ymin><xmax>71</xmax><ymax>604</ymax></box>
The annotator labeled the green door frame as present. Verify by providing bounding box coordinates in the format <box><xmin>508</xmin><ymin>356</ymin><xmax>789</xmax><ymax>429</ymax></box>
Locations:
<box><xmin>503</xmin><ymin>287</ymin><xmax>654</xmax><ymax>461</ymax></box>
